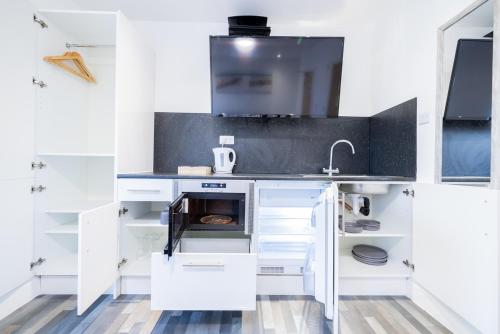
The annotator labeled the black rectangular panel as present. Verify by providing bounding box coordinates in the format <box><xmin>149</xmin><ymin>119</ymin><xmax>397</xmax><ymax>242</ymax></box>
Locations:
<box><xmin>210</xmin><ymin>36</ymin><xmax>344</xmax><ymax>118</ymax></box>
<box><xmin>444</xmin><ymin>39</ymin><xmax>492</xmax><ymax>121</ymax></box>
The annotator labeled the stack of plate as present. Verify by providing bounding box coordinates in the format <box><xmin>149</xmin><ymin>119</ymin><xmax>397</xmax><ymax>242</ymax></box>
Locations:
<box><xmin>352</xmin><ymin>244</ymin><xmax>388</xmax><ymax>266</ymax></box>
<box><xmin>357</xmin><ymin>219</ymin><xmax>381</xmax><ymax>231</ymax></box>
<box><xmin>339</xmin><ymin>221</ymin><xmax>363</xmax><ymax>233</ymax></box>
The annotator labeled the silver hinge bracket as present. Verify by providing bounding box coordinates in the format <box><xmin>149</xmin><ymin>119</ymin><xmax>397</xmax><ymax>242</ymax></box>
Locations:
<box><xmin>31</xmin><ymin>161</ymin><xmax>47</xmax><ymax>170</ymax></box>
<box><xmin>118</xmin><ymin>258</ymin><xmax>128</xmax><ymax>269</ymax></box>
<box><xmin>33</xmin><ymin>14</ymin><xmax>48</xmax><ymax>28</ymax></box>
<box><xmin>403</xmin><ymin>189</ymin><xmax>415</xmax><ymax>197</ymax></box>
<box><xmin>118</xmin><ymin>207</ymin><xmax>129</xmax><ymax>217</ymax></box>
<box><xmin>403</xmin><ymin>259</ymin><xmax>415</xmax><ymax>271</ymax></box>
<box><xmin>30</xmin><ymin>257</ymin><xmax>46</xmax><ymax>270</ymax></box>
<box><xmin>31</xmin><ymin>185</ymin><xmax>47</xmax><ymax>193</ymax></box>
<box><xmin>32</xmin><ymin>77</ymin><xmax>47</xmax><ymax>88</ymax></box>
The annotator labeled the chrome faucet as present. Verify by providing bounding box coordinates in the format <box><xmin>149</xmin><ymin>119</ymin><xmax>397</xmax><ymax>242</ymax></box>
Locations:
<box><xmin>323</xmin><ymin>140</ymin><xmax>355</xmax><ymax>176</ymax></box>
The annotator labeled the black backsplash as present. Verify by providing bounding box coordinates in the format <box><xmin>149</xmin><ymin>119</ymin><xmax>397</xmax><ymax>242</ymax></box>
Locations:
<box><xmin>154</xmin><ymin>115</ymin><xmax>369</xmax><ymax>174</ymax></box>
<box><xmin>369</xmin><ymin>98</ymin><xmax>417</xmax><ymax>177</ymax></box>
<box><xmin>154</xmin><ymin>99</ymin><xmax>417</xmax><ymax>176</ymax></box>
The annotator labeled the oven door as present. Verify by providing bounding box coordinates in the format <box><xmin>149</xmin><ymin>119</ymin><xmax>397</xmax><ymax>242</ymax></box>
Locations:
<box><xmin>164</xmin><ymin>193</ymin><xmax>188</xmax><ymax>258</ymax></box>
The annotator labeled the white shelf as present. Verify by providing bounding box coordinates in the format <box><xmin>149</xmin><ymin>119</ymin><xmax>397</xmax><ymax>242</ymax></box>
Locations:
<box><xmin>340</xmin><ymin>228</ymin><xmax>407</xmax><ymax>238</ymax></box>
<box><xmin>339</xmin><ymin>249</ymin><xmax>410</xmax><ymax>278</ymax></box>
<box><xmin>126</xmin><ymin>212</ymin><xmax>167</xmax><ymax>228</ymax></box>
<box><xmin>36</xmin><ymin>254</ymin><xmax>78</xmax><ymax>276</ymax></box>
<box><xmin>45</xmin><ymin>200</ymin><xmax>113</xmax><ymax>214</ymax></box>
<box><xmin>45</xmin><ymin>225</ymin><xmax>78</xmax><ymax>235</ymax></box>
<box><xmin>37</xmin><ymin>152</ymin><xmax>114</xmax><ymax>158</ymax></box>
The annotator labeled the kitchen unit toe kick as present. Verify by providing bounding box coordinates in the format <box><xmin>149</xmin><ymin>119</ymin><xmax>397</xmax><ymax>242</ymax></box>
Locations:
<box><xmin>151</xmin><ymin>252</ymin><xmax>257</xmax><ymax>311</ymax></box>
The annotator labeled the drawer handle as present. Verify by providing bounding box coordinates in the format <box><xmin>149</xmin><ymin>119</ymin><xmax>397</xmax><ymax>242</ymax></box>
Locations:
<box><xmin>127</xmin><ymin>189</ymin><xmax>161</xmax><ymax>193</ymax></box>
<box><xmin>182</xmin><ymin>262</ymin><xmax>224</xmax><ymax>268</ymax></box>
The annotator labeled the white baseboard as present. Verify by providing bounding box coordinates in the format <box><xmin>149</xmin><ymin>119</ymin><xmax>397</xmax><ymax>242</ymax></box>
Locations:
<box><xmin>0</xmin><ymin>278</ymin><xmax>40</xmax><ymax>321</ymax></box>
<box><xmin>411</xmin><ymin>282</ymin><xmax>481</xmax><ymax>334</ymax></box>
<box><xmin>120</xmin><ymin>276</ymin><xmax>150</xmax><ymax>294</ymax></box>
<box><xmin>340</xmin><ymin>277</ymin><xmax>410</xmax><ymax>296</ymax></box>
<box><xmin>40</xmin><ymin>276</ymin><xmax>77</xmax><ymax>295</ymax></box>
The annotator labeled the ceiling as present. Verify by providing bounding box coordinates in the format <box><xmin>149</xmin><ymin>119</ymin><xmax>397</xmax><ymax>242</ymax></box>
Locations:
<box><xmin>70</xmin><ymin>0</ymin><xmax>346</xmax><ymax>22</ymax></box>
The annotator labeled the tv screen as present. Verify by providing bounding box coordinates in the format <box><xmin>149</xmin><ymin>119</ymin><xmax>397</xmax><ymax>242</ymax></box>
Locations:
<box><xmin>444</xmin><ymin>39</ymin><xmax>492</xmax><ymax>121</ymax></box>
<box><xmin>210</xmin><ymin>36</ymin><xmax>344</xmax><ymax>118</ymax></box>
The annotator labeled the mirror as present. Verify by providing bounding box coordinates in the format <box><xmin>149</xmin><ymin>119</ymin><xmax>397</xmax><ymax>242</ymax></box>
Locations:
<box><xmin>439</xmin><ymin>0</ymin><xmax>493</xmax><ymax>184</ymax></box>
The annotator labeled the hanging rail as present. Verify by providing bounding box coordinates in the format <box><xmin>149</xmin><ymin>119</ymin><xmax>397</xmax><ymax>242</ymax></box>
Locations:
<box><xmin>65</xmin><ymin>43</ymin><xmax>115</xmax><ymax>49</ymax></box>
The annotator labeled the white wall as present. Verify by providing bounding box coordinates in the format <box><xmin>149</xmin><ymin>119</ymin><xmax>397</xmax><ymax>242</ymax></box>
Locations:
<box><xmin>134</xmin><ymin>0</ymin><xmax>481</xmax><ymax>182</ymax></box>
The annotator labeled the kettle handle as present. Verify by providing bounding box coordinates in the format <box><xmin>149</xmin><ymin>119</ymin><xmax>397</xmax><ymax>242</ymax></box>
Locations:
<box><xmin>227</xmin><ymin>148</ymin><xmax>236</xmax><ymax>166</ymax></box>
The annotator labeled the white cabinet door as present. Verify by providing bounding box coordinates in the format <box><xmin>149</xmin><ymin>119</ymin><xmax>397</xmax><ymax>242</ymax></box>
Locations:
<box><xmin>0</xmin><ymin>1</ymin><xmax>36</xmax><ymax>180</ymax></box>
<box><xmin>0</xmin><ymin>1</ymin><xmax>36</xmax><ymax>298</ymax></box>
<box><xmin>0</xmin><ymin>179</ymin><xmax>34</xmax><ymax>297</ymax></box>
<box><xmin>305</xmin><ymin>183</ymin><xmax>338</xmax><ymax>329</ymax></box>
<box><xmin>115</xmin><ymin>12</ymin><xmax>155</xmax><ymax>174</ymax></box>
<box><xmin>413</xmin><ymin>183</ymin><xmax>499</xmax><ymax>334</ymax></box>
<box><xmin>78</xmin><ymin>202</ymin><xmax>119</xmax><ymax>315</ymax></box>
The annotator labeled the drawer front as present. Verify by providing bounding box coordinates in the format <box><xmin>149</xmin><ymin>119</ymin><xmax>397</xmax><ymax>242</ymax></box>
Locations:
<box><xmin>118</xmin><ymin>179</ymin><xmax>173</xmax><ymax>202</ymax></box>
<box><xmin>151</xmin><ymin>252</ymin><xmax>256</xmax><ymax>311</ymax></box>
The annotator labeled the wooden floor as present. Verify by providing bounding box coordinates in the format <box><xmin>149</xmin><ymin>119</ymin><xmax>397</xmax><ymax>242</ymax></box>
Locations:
<box><xmin>0</xmin><ymin>295</ymin><xmax>450</xmax><ymax>334</ymax></box>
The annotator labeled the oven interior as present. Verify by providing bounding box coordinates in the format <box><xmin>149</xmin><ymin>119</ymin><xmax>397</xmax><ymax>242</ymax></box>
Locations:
<box><xmin>183</xmin><ymin>193</ymin><xmax>245</xmax><ymax>231</ymax></box>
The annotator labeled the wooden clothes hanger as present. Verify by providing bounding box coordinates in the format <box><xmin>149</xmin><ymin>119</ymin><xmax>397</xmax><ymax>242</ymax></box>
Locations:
<box><xmin>43</xmin><ymin>51</ymin><xmax>97</xmax><ymax>83</ymax></box>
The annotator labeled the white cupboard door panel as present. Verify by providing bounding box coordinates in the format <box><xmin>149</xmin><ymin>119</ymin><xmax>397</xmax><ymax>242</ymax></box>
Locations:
<box><xmin>78</xmin><ymin>202</ymin><xmax>119</xmax><ymax>315</ymax></box>
<box><xmin>0</xmin><ymin>179</ymin><xmax>34</xmax><ymax>297</ymax></box>
<box><xmin>0</xmin><ymin>1</ymin><xmax>35</xmax><ymax>180</ymax></box>
<box><xmin>413</xmin><ymin>184</ymin><xmax>498</xmax><ymax>334</ymax></box>
<box><xmin>151</xmin><ymin>252</ymin><xmax>256</xmax><ymax>311</ymax></box>
<box><xmin>115</xmin><ymin>12</ymin><xmax>155</xmax><ymax>174</ymax></box>
<box><xmin>117</xmin><ymin>178</ymin><xmax>173</xmax><ymax>202</ymax></box>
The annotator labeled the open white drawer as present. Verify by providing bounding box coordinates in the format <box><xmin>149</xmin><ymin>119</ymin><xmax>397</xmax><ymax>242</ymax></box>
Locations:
<box><xmin>151</xmin><ymin>233</ymin><xmax>256</xmax><ymax>311</ymax></box>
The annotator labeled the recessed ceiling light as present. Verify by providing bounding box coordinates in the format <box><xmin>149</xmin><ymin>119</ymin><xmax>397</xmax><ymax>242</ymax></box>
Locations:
<box><xmin>276</xmin><ymin>53</ymin><xmax>282</xmax><ymax>58</ymax></box>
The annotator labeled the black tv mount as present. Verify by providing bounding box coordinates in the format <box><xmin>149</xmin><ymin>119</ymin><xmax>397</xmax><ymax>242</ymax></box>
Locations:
<box><xmin>228</xmin><ymin>15</ymin><xmax>271</xmax><ymax>36</ymax></box>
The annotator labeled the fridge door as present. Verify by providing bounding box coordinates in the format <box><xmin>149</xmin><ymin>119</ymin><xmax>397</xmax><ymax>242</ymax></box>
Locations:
<box><xmin>164</xmin><ymin>193</ymin><xmax>188</xmax><ymax>257</ymax></box>
<box><xmin>302</xmin><ymin>183</ymin><xmax>337</xmax><ymax>326</ymax></box>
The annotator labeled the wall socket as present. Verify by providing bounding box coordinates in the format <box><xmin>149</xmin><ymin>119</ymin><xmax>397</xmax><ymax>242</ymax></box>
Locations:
<box><xmin>219</xmin><ymin>135</ymin><xmax>234</xmax><ymax>145</ymax></box>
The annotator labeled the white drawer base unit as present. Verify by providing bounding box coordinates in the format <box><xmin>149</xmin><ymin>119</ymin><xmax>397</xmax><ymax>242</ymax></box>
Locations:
<box><xmin>118</xmin><ymin>179</ymin><xmax>173</xmax><ymax>202</ymax></box>
<box><xmin>151</xmin><ymin>252</ymin><xmax>257</xmax><ymax>311</ymax></box>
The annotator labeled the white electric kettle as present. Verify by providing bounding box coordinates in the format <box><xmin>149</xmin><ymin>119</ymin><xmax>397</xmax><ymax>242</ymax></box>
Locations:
<box><xmin>213</xmin><ymin>147</ymin><xmax>236</xmax><ymax>174</ymax></box>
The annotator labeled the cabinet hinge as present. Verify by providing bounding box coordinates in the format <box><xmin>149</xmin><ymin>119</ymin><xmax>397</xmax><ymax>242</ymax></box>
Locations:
<box><xmin>403</xmin><ymin>259</ymin><xmax>415</xmax><ymax>271</ymax></box>
<box><xmin>403</xmin><ymin>189</ymin><xmax>415</xmax><ymax>197</ymax></box>
<box><xmin>33</xmin><ymin>14</ymin><xmax>48</xmax><ymax>28</ymax></box>
<box><xmin>31</xmin><ymin>185</ymin><xmax>46</xmax><ymax>193</ymax></box>
<box><xmin>118</xmin><ymin>258</ymin><xmax>128</xmax><ymax>269</ymax></box>
<box><xmin>32</xmin><ymin>77</ymin><xmax>47</xmax><ymax>88</ymax></box>
<box><xmin>30</xmin><ymin>257</ymin><xmax>46</xmax><ymax>270</ymax></box>
<box><xmin>118</xmin><ymin>207</ymin><xmax>128</xmax><ymax>217</ymax></box>
<box><xmin>31</xmin><ymin>161</ymin><xmax>46</xmax><ymax>170</ymax></box>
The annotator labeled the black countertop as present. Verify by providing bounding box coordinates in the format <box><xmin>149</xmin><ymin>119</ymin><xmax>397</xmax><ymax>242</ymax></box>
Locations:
<box><xmin>117</xmin><ymin>173</ymin><xmax>415</xmax><ymax>182</ymax></box>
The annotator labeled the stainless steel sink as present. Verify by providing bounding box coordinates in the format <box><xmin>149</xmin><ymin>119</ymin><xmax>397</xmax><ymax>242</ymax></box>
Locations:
<box><xmin>339</xmin><ymin>183</ymin><xmax>389</xmax><ymax>194</ymax></box>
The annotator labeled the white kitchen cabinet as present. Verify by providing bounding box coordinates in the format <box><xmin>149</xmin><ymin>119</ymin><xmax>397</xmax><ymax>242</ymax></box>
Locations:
<box><xmin>118</xmin><ymin>178</ymin><xmax>174</xmax><ymax>202</ymax></box>
<box><xmin>338</xmin><ymin>181</ymin><xmax>499</xmax><ymax>334</ymax></box>
<box><xmin>0</xmin><ymin>5</ymin><xmax>155</xmax><ymax>319</ymax></box>
<box><xmin>151</xmin><ymin>238</ymin><xmax>257</xmax><ymax>311</ymax></box>
<box><xmin>338</xmin><ymin>183</ymin><xmax>413</xmax><ymax>295</ymax></box>
<box><xmin>0</xmin><ymin>2</ymin><xmax>37</xmax><ymax>306</ymax></box>
<box><xmin>412</xmin><ymin>183</ymin><xmax>499</xmax><ymax>334</ymax></box>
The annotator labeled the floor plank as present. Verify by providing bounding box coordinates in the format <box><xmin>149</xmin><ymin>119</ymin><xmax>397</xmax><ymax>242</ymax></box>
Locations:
<box><xmin>0</xmin><ymin>295</ymin><xmax>450</xmax><ymax>334</ymax></box>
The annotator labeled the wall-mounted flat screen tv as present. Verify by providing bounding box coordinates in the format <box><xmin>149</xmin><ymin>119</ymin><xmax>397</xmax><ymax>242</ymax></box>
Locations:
<box><xmin>444</xmin><ymin>39</ymin><xmax>492</xmax><ymax>121</ymax></box>
<box><xmin>210</xmin><ymin>36</ymin><xmax>344</xmax><ymax>118</ymax></box>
